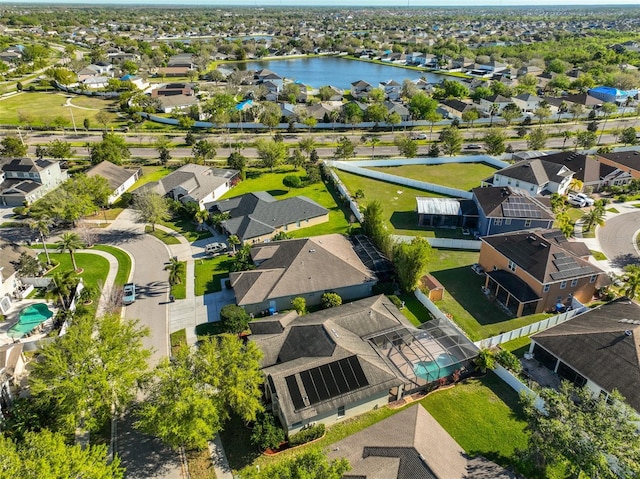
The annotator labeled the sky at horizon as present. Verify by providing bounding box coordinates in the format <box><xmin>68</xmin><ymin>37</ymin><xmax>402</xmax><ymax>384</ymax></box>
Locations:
<box><xmin>2</xmin><ymin>0</ymin><xmax>640</xmax><ymax>6</ymax></box>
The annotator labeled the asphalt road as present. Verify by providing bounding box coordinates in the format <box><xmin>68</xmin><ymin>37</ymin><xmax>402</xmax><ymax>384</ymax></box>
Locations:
<box><xmin>596</xmin><ymin>210</ymin><xmax>640</xmax><ymax>269</ymax></box>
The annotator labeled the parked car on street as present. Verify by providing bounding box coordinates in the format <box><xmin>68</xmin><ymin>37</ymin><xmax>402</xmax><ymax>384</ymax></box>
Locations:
<box><xmin>123</xmin><ymin>283</ymin><xmax>136</xmax><ymax>305</ymax></box>
<box><xmin>411</xmin><ymin>133</ymin><xmax>428</xmax><ymax>140</ymax></box>
<box><xmin>465</xmin><ymin>144</ymin><xmax>482</xmax><ymax>150</ymax></box>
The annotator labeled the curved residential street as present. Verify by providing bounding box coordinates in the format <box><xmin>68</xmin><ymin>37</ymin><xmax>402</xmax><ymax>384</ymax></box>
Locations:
<box><xmin>596</xmin><ymin>209</ymin><xmax>640</xmax><ymax>271</ymax></box>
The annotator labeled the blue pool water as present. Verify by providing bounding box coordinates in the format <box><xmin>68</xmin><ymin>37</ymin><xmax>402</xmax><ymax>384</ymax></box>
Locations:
<box><xmin>414</xmin><ymin>353</ymin><xmax>459</xmax><ymax>382</ymax></box>
<box><xmin>8</xmin><ymin>303</ymin><xmax>54</xmax><ymax>338</ymax></box>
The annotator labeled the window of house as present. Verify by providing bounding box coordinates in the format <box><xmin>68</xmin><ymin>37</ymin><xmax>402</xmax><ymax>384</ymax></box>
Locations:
<box><xmin>338</xmin><ymin>406</ymin><xmax>345</xmax><ymax>417</ymax></box>
<box><xmin>571</xmin><ymin>278</ymin><xmax>578</xmax><ymax>287</ymax></box>
<box><xmin>524</xmin><ymin>219</ymin><xmax>532</xmax><ymax>227</ymax></box>
<box><xmin>515</xmin><ymin>181</ymin><xmax>520</xmax><ymax>187</ymax></box>
<box><xmin>504</xmin><ymin>219</ymin><xmax>511</xmax><ymax>225</ymax></box>
<box><xmin>590</xmin><ymin>274</ymin><xmax>597</xmax><ymax>283</ymax></box>
<box><xmin>494</xmin><ymin>218</ymin><xmax>503</xmax><ymax>226</ymax></box>
<box><xmin>560</xmin><ymin>280</ymin><xmax>567</xmax><ymax>289</ymax></box>
<box><xmin>543</xmin><ymin>284</ymin><xmax>550</xmax><ymax>293</ymax></box>
<box><xmin>508</xmin><ymin>260</ymin><xmax>517</xmax><ymax>272</ymax></box>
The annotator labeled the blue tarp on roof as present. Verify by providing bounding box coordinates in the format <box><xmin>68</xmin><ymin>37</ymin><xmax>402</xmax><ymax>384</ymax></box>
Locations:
<box><xmin>120</xmin><ymin>74</ymin><xmax>134</xmax><ymax>81</ymax></box>
<box><xmin>235</xmin><ymin>99</ymin><xmax>253</xmax><ymax>111</ymax></box>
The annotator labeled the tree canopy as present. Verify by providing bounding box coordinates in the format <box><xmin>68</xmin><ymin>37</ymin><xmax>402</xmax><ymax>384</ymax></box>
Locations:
<box><xmin>240</xmin><ymin>450</ymin><xmax>350</xmax><ymax>479</ymax></box>
<box><xmin>393</xmin><ymin>237</ymin><xmax>431</xmax><ymax>292</ymax></box>
<box><xmin>132</xmin><ymin>190</ymin><xmax>170</xmax><ymax>231</ymax></box>
<box><xmin>135</xmin><ymin>334</ymin><xmax>263</xmax><ymax>450</ymax></box>
<box><xmin>89</xmin><ymin>133</ymin><xmax>130</xmax><ymax>166</ymax></box>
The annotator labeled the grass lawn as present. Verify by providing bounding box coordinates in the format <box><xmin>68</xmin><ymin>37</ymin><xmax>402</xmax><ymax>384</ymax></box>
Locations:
<box><xmin>425</xmin><ymin>249</ymin><xmax>552</xmax><ymax>340</ymax></box>
<box><xmin>420</xmin><ymin>372</ymin><xmax>528</xmax><ymax>466</ymax></box>
<box><xmin>159</xmin><ymin>216</ymin><xmax>212</xmax><ymax>242</ymax></box>
<box><xmin>145</xmin><ymin>225</ymin><xmax>181</xmax><ymax>245</ymax></box>
<box><xmin>500</xmin><ymin>336</ymin><xmax>532</xmax><ymax>358</ymax></box>
<box><xmin>228</xmin><ymin>373</ymin><xmax>527</xmax><ymax>474</ymax></box>
<box><xmin>334</xmin><ymin>169</ymin><xmax>455</xmax><ymax>237</ymax></box>
<box><xmin>606</xmin><ymin>207</ymin><xmax>620</xmax><ymax>213</ymax></box>
<box><xmin>221</xmin><ymin>167</ymin><xmax>352</xmax><ymax>238</ymax></box>
<box><xmin>590</xmin><ymin>249</ymin><xmax>607</xmax><ymax>261</ymax></box>
<box><xmin>170</xmin><ymin>262</ymin><xmax>187</xmax><ymax>300</ymax></box>
<box><xmin>194</xmin><ymin>255</ymin><xmax>233</xmax><ymax>296</ymax></box>
<box><xmin>128</xmin><ymin>166</ymin><xmax>173</xmax><ymax>192</ymax></box>
<box><xmin>367</xmin><ymin>162</ymin><xmax>498</xmax><ymax>192</ymax></box>
<box><xmin>83</xmin><ymin>207</ymin><xmax>124</xmax><ymax>221</ymax></box>
<box><xmin>92</xmin><ymin>245</ymin><xmax>132</xmax><ymax>286</ymax></box>
<box><xmin>0</xmin><ymin>91</ymin><xmax>121</xmax><ymax>127</ymax></box>
<box><xmin>397</xmin><ymin>292</ymin><xmax>432</xmax><ymax>326</ymax></box>
<box><xmin>185</xmin><ymin>449</ymin><xmax>217</xmax><ymax>479</ymax></box>
<box><xmin>170</xmin><ymin>329</ymin><xmax>187</xmax><ymax>356</ymax></box>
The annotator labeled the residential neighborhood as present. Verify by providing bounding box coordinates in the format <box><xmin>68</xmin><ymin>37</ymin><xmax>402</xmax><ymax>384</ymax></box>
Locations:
<box><xmin>2</xmin><ymin>3</ymin><xmax>640</xmax><ymax>479</ymax></box>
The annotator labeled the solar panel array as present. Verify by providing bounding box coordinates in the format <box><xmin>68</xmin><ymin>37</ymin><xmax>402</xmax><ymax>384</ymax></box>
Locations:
<box><xmin>550</xmin><ymin>252</ymin><xmax>596</xmax><ymax>280</ymax></box>
<box><xmin>501</xmin><ymin>196</ymin><xmax>544</xmax><ymax>219</ymax></box>
<box><xmin>284</xmin><ymin>356</ymin><xmax>369</xmax><ymax>410</ymax></box>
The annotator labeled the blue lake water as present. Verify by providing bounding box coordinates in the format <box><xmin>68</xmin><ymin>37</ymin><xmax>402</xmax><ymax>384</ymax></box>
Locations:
<box><xmin>230</xmin><ymin>56</ymin><xmax>450</xmax><ymax>90</ymax></box>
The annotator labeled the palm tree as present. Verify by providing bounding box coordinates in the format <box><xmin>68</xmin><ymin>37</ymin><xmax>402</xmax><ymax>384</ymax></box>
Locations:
<box><xmin>194</xmin><ymin>209</ymin><xmax>209</xmax><ymax>231</ymax></box>
<box><xmin>581</xmin><ymin>207</ymin><xmax>606</xmax><ymax>233</ymax></box>
<box><xmin>488</xmin><ymin>103</ymin><xmax>499</xmax><ymax>127</ymax></box>
<box><xmin>568</xmin><ymin>178</ymin><xmax>584</xmax><ymax>194</ymax></box>
<box><xmin>55</xmin><ymin>232</ymin><xmax>85</xmax><ymax>272</ymax></box>
<box><xmin>598</xmin><ymin>102</ymin><xmax>618</xmax><ymax>145</ymax></box>
<box><xmin>50</xmin><ymin>270</ymin><xmax>78</xmax><ymax>310</ymax></box>
<box><xmin>29</xmin><ymin>217</ymin><xmax>52</xmax><ymax>266</ymax></box>
<box><xmin>227</xmin><ymin>234</ymin><xmax>241</xmax><ymax>253</ymax></box>
<box><xmin>474</xmin><ymin>348</ymin><xmax>495</xmax><ymax>374</ymax></box>
<box><xmin>621</xmin><ymin>264</ymin><xmax>640</xmax><ymax>300</ymax></box>
<box><xmin>361</xmin><ymin>135</ymin><xmax>380</xmax><ymax>159</ymax></box>
<box><xmin>165</xmin><ymin>257</ymin><xmax>185</xmax><ymax>286</ymax></box>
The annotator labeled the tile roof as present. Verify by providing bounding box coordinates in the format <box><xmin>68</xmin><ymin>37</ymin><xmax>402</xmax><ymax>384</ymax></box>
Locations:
<box><xmin>532</xmin><ymin>298</ymin><xmax>640</xmax><ymax>412</ymax></box>
<box><xmin>230</xmin><ymin>234</ymin><xmax>376</xmax><ymax>306</ymax></box>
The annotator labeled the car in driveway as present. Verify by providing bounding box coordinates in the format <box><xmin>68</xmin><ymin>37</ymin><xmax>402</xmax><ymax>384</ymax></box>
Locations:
<box><xmin>567</xmin><ymin>193</ymin><xmax>594</xmax><ymax>207</ymax></box>
<box><xmin>123</xmin><ymin>283</ymin><xmax>136</xmax><ymax>305</ymax></box>
<box><xmin>205</xmin><ymin>242</ymin><xmax>228</xmax><ymax>256</ymax></box>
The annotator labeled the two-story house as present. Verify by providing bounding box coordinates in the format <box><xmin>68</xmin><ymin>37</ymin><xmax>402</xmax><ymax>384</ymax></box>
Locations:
<box><xmin>483</xmin><ymin>158</ymin><xmax>574</xmax><ymax>196</ymax></box>
<box><xmin>472</xmin><ymin>186</ymin><xmax>554</xmax><ymax>236</ymax></box>
<box><xmin>479</xmin><ymin>229</ymin><xmax>607</xmax><ymax>317</ymax></box>
<box><xmin>0</xmin><ymin>158</ymin><xmax>67</xmax><ymax>206</ymax></box>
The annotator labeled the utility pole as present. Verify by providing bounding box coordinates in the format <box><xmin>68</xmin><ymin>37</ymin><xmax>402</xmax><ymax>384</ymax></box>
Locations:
<box><xmin>68</xmin><ymin>106</ymin><xmax>78</xmax><ymax>135</ymax></box>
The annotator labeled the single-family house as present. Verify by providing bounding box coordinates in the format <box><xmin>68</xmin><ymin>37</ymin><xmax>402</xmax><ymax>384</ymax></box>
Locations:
<box><xmin>119</xmin><ymin>74</ymin><xmax>148</xmax><ymax>91</ymax></box>
<box><xmin>326</xmin><ymin>404</ymin><xmax>515</xmax><ymax>479</ymax></box>
<box><xmin>231</xmin><ymin>234</ymin><xmax>377</xmax><ymax>314</ymax></box>
<box><xmin>156</xmin><ymin>66</ymin><xmax>192</xmax><ymax>77</ymax></box>
<box><xmin>483</xmin><ymin>158</ymin><xmax>574</xmax><ymax>196</ymax></box>
<box><xmin>512</xmin><ymin>93</ymin><xmax>547</xmax><ymax>114</ymax></box>
<box><xmin>478</xmin><ymin>94</ymin><xmax>512</xmax><ymax>115</ymax></box>
<box><xmin>77</xmin><ymin>63</ymin><xmax>113</xmax><ymax>82</ymax></box>
<box><xmin>319</xmin><ymin>85</ymin><xmax>343</xmax><ymax>102</ymax></box>
<box><xmin>384</xmin><ymin>101</ymin><xmax>411</xmax><ymax>121</ymax></box>
<box><xmin>0</xmin><ymin>342</ymin><xmax>26</xmax><ymax>420</ymax></box>
<box><xmin>209</xmin><ymin>191</ymin><xmax>329</xmax><ymax>244</ymax></box>
<box><xmin>594</xmin><ymin>149</ymin><xmax>640</xmax><ymax>181</ymax></box>
<box><xmin>441</xmin><ymin>99</ymin><xmax>477</xmax><ymax>119</ymax></box>
<box><xmin>563</xmin><ymin>92</ymin><xmax>603</xmax><ymax>109</ymax></box>
<box><xmin>379</xmin><ymin>79</ymin><xmax>402</xmax><ymax>101</ymax></box>
<box><xmin>250</xmin><ymin>295</ymin><xmax>477</xmax><ymax>433</ymax></box>
<box><xmin>85</xmin><ymin>161</ymin><xmax>141</xmax><ymax>205</ymax></box>
<box><xmin>167</xmin><ymin>53</ymin><xmax>195</xmax><ymax>69</ymax></box>
<box><xmin>479</xmin><ymin>229</ymin><xmax>608</xmax><ymax>317</ymax></box>
<box><xmin>156</xmin><ymin>94</ymin><xmax>199</xmax><ymax>114</ymax></box>
<box><xmin>0</xmin><ymin>242</ymin><xmax>38</xmax><ymax>314</ymax></box>
<box><xmin>0</xmin><ymin>158</ymin><xmax>67</xmax><ymax>206</ymax></box>
<box><xmin>529</xmin><ymin>298</ymin><xmax>640</xmax><ymax>413</ymax></box>
<box><xmin>517</xmin><ymin>65</ymin><xmax>544</xmax><ymax>77</ymax></box>
<box><xmin>531</xmin><ymin>151</ymin><xmax>632</xmax><ymax>191</ymax></box>
<box><xmin>472</xmin><ymin>186</ymin><xmax>554</xmax><ymax>236</ymax></box>
<box><xmin>150</xmin><ymin>82</ymin><xmax>194</xmax><ymax>97</ymax></box>
<box><xmin>135</xmin><ymin>164</ymin><xmax>239</xmax><ymax>210</ymax></box>
<box><xmin>351</xmin><ymin>80</ymin><xmax>374</xmax><ymax>100</ymax></box>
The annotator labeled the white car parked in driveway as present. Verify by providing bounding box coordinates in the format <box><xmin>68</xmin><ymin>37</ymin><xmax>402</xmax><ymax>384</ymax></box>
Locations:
<box><xmin>567</xmin><ymin>193</ymin><xmax>595</xmax><ymax>207</ymax></box>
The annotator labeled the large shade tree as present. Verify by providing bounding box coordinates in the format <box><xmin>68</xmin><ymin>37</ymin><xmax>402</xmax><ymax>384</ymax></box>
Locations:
<box><xmin>132</xmin><ymin>190</ymin><xmax>170</xmax><ymax>231</ymax></box>
<box><xmin>136</xmin><ymin>334</ymin><xmax>263</xmax><ymax>450</ymax></box>
<box><xmin>29</xmin><ymin>313</ymin><xmax>151</xmax><ymax>434</ymax></box>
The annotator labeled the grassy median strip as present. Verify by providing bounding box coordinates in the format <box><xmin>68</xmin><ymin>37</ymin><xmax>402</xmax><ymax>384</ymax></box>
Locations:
<box><xmin>92</xmin><ymin>245</ymin><xmax>132</xmax><ymax>286</ymax></box>
<box><xmin>170</xmin><ymin>261</ymin><xmax>187</xmax><ymax>300</ymax></box>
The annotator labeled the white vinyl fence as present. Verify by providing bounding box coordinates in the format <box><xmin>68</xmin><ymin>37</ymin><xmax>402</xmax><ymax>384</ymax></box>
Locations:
<box><xmin>393</xmin><ymin>235</ymin><xmax>481</xmax><ymax>250</ymax></box>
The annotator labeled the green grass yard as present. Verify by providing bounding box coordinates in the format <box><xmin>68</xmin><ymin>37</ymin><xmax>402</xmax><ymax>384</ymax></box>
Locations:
<box><xmin>127</xmin><ymin>166</ymin><xmax>173</xmax><ymax>192</ymax></box>
<box><xmin>170</xmin><ymin>261</ymin><xmax>187</xmax><ymax>300</ymax></box>
<box><xmin>424</xmin><ymin>249</ymin><xmax>552</xmax><ymax>340</ymax></box>
<box><xmin>222</xmin><ymin>167</ymin><xmax>352</xmax><ymax>238</ymax></box>
<box><xmin>0</xmin><ymin>91</ymin><xmax>121</xmax><ymax>127</ymax></box>
<box><xmin>367</xmin><ymin>162</ymin><xmax>498</xmax><ymax>192</ymax></box>
<box><xmin>194</xmin><ymin>255</ymin><xmax>233</xmax><ymax>296</ymax></box>
<box><xmin>91</xmin><ymin>245</ymin><xmax>132</xmax><ymax>286</ymax></box>
<box><xmin>145</xmin><ymin>225</ymin><xmax>181</xmax><ymax>245</ymax></box>
<box><xmin>159</xmin><ymin>216</ymin><xmax>212</xmax><ymax>242</ymax></box>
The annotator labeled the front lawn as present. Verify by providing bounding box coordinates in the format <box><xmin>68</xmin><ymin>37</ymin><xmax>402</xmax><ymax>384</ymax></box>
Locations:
<box><xmin>367</xmin><ymin>162</ymin><xmax>498</xmax><ymax>192</ymax></box>
<box><xmin>145</xmin><ymin>225</ymin><xmax>181</xmax><ymax>245</ymax></box>
<box><xmin>159</xmin><ymin>216</ymin><xmax>212</xmax><ymax>242</ymax></box>
<box><xmin>420</xmin><ymin>373</ymin><xmax>528</xmax><ymax>466</ymax></box>
<box><xmin>222</xmin><ymin>167</ymin><xmax>352</xmax><ymax>237</ymax></box>
<box><xmin>92</xmin><ymin>245</ymin><xmax>132</xmax><ymax>286</ymax></box>
<box><xmin>194</xmin><ymin>255</ymin><xmax>233</xmax><ymax>296</ymax></box>
<box><xmin>170</xmin><ymin>262</ymin><xmax>187</xmax><ymax>300</ymax></box>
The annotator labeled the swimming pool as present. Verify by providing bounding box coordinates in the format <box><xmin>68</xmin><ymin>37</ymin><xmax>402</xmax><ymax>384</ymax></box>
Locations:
<box><xmin>413</xmin><ymin>353</ymin><xmax>459</xmax><ymax>382</ymax></box>
<box><xmin>8</xmin><ymin>303</ymin><xmax>54</xmax><ymax>338</ymax></box>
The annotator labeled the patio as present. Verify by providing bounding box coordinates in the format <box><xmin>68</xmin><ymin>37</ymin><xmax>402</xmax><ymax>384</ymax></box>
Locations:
<box><xmin>520</xmin><ymin>356</ymin><xmax>562</xmax><ymax>390</ymax></box>
<box><xmin>0</xmin><ymin>299</ymin><xmax>58</xmax><ymax>346</ymax></box>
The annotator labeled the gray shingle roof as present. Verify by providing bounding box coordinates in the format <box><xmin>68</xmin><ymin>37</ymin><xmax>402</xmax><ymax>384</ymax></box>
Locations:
<box><xmin>85</xmin><ymin>161</ymin><xmax>138</xmax><ymax>190</ymax></box>
<box><xmin>231</xmin><ymin>234</ymin><xmax>376</xmax><ymax>307</ymax></box>
<box><xmin>209</xmin><ymin>192</ymin><xmax>328</xmax><ymax>242</ymax></box>
<box><xmin>472</xmin><ymin>186</ymin><xmax>554</xmax><ymax>220</ymax></box>
<box><xmin>532</xmin><ymin>298</ymin><xmax>640</xmax><ymax>413</ymax></box>
<box><xmin>496</xmin><ymin>158</ymin><xmax>574</xmax><ymax>186</ymax></box>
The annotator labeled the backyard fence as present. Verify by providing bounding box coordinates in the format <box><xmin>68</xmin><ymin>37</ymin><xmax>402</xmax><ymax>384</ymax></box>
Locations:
<box><xmin>393</xmin><ymin>235</ymin><xmax>481</xmax><ymax>250</ymax></box>
<box><xmin>327</xmin><ymin>160</ymin><xmax>472</xmax><ymax>199</ymax></box>
<box><xmin>474</xmin><ymin>298</ymin><xmax>588</xmax><ymax>349</ymax></box>
<box><xmin>413</xmin><ymin>288</ymin><xmax>471</xmax><ymax>340</ymax></box>
<box><xmin>325</xmin><ymin>166</ymin><xmax>363</xmax><ymax>222</ymax></box>
<box><xmin>493</xmin><ymin>364</ymin><xmax>545</xmax><ymax>412</ymax></box>
<box><xmin>336</xmin><ymin>156</ymin><xmax>509</xmax><ymax>169</ymax></box>
<box><xmin>21</xmin><ymin>277</ymin><xmax>52</xmax><ymax>288</ymax></box>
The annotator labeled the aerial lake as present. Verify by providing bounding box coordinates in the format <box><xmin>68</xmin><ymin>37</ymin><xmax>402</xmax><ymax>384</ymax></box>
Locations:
<box><xmin>230</xmin><ymin>56</ymin><xmax>451</xmax><ymax>90</ymax></box>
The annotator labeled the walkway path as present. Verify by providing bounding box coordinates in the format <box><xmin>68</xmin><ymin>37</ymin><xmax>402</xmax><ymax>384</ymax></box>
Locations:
<box><xmin>76</xmin><ymin>248</ymin><xmax>119</xmax><ymax>317</ymax></box>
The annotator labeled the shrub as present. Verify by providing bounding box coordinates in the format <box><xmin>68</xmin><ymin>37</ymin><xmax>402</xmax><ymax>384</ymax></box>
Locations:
<box><xmin>288</xmin><ymin>423</ymin><xmax>325</xmax><ymax>447</ymax></box>
<box><xmin>219</xmin><ymin>304</ymin><xmax>250</xmax><ymax>334</ymax></box>
<box><xmin>291</xmin><ymin>297</ymin><xmax>307</xmax><ymax>315</ymax></box>
<box><xmin>283</xmin><ymin>175</ymin><xmax>302</xmax><ymax>189</ymax></box>
<box><xmin>321</xmin><ymin>292</ymin><xmax>342</xmax><ymax>309</ymax></box>
<box><xmin>250</xmin><ymin>411</ymin><xmax>285</xmax><ymax>451</ymax></box>
<box><xmin>495</xmin><ymin>349</ymin><xmax>522</xmax><ymax>373</ymax></box>
<box><xmin>388</xmin><ymin>295</ymin><xmax>403</xmax><ymax>309</ymax></box>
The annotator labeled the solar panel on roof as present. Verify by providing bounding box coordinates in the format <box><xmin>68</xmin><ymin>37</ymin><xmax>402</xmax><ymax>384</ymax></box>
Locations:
<box><xmin>348</xmin><ymin>355</ymin><xmax>369</xmax><ymax>387</ymax></box>
<box><xmin>332</xmin><ymin>362</ymin><xmax>349</xmax><ymax>394</ymax></box>
<box><xmin>320</xmin><ymin>364</ymin><xmax>340</xmax><ymax>397</ymax></box>
<box><xmin>286</xmin><ymin>375</ymin><xmax>306</xmax><ymax>410</ymax></box>
<box><xmin>339</xmin><ymin>357</ymin><xmax>359</xmax><ymax>389</ymax></box>
<box><xmin>310</xmin><ymin>367</ymin><xmax>331</xmax><ymax>402</ymax></box>
<box><xmin>300</xmin><ymin>370</ymin><xmax>320</xmax><ymax>405</ymax></box>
